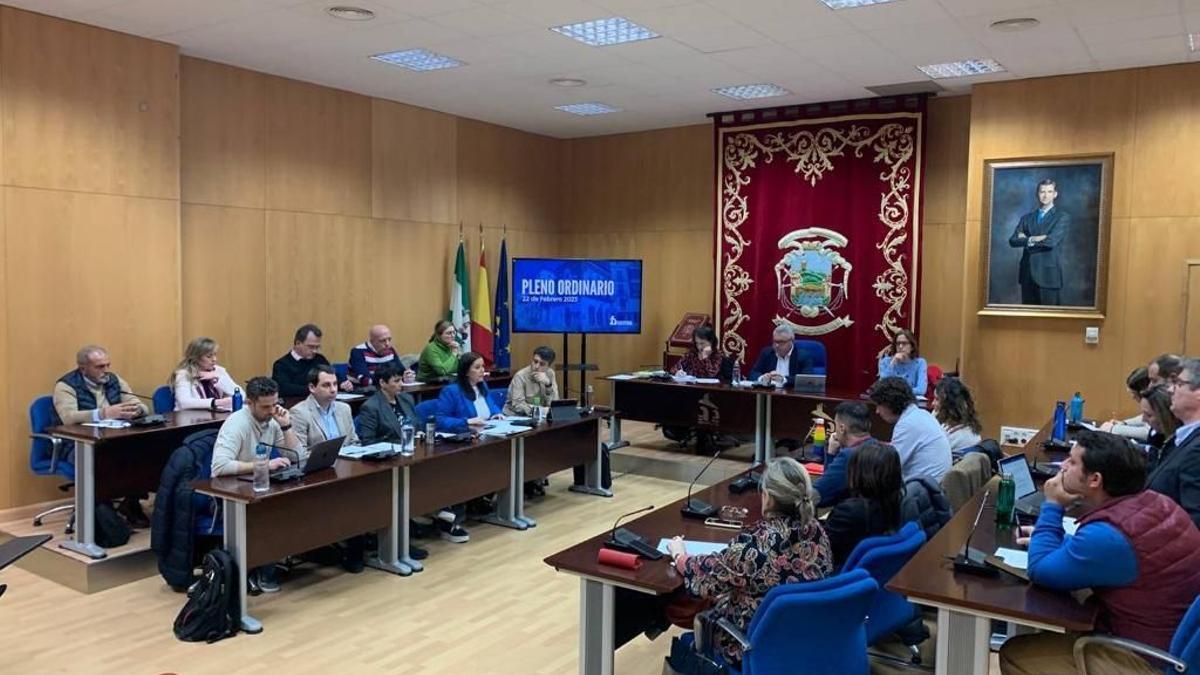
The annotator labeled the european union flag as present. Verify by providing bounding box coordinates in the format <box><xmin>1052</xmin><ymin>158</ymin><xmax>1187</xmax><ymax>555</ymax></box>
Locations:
<box><xmin>493</xmin><ymin>238</ymin><xmax>511</xmax><ymax>370</ymax></box>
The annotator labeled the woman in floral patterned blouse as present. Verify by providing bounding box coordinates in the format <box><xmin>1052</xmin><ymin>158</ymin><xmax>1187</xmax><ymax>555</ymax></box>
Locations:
<box><xmin>666</xmin><ymin>457</ymin><xmax>834</xmax><ymax>668</ymax></box>
<box><xmin>675</xmin><ymin>324</ymin><xmax>733</xmax><ymax>382</ymax></box>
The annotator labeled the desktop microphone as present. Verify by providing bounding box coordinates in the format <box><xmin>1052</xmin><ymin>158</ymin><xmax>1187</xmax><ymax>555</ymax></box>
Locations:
<box><xmin>604</xmin><ymin>505</ymin><xmax>663</xmax><ymax>560</ymax></box>
<box><xmin>952</xmin><ymin>490</ymin><xmax>998</xmax><ymax>577</ymax></box>
<box><xmin>681</xmin><ymin>445</ymin><xmax>725</xmax><ymax>520</ymax></box>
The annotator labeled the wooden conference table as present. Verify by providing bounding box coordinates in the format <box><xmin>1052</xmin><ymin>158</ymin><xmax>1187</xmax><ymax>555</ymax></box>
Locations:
<box><xmin>47</xmin><ymin>409</ymin><xmax>231</xmax><ymax>559</ymax></box>
<box><xmin>545</xmin><ymin>472</ymin><xmax>761</xmax><ymax>675</ymax></box>
<box><xmin>607</xmin><ymin>376</ymin><xmax>896</xmax><ymax>461</ymax></box>
<box><xmin>195</xmin><ymin>411</ymin><xmax>608</xmax><ymax>633</ymax></box>
<box><xmin>281</xmin><ymin>372</ymin><xmax>515</xmax><ymax>411</ymax></box>
<box><xmin>889</xmin><ymin>427</ymin><xmax>1092</xmax><ymax>675</ymax></box>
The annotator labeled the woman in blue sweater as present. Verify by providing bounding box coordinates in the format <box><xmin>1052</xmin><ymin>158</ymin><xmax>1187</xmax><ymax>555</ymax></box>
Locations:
<box><xmin>435</xmin><ymin>352</ymin><xmax>503</xmax><ymax>433</ymax></box>
<box><xmin>877</xmin><ymin>329</ymin><xmax>928</xmax><ymax>396</ymax></box>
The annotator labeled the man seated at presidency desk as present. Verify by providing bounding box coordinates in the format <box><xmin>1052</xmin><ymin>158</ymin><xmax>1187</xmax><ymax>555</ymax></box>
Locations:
<box><xmin>52</xmin><ymin>343</ymin><xmax>151</xmax><ymax>527</ymax></box>
<box><xmin>999</xmin><ymin>430</ymin><xmax>1200</xmax><ymax>674</ymax></box>
<box><xmin>748</xmin><ymin>324</ymin><xmax>812</xmax><ymax>386</ymax></box>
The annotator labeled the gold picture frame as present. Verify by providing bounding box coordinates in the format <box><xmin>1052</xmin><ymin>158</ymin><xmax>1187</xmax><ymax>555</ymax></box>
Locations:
<box><xmin>979</xmin><ymin>153</ymin><xmax>1113</xmax><ymax>319</ymax></box>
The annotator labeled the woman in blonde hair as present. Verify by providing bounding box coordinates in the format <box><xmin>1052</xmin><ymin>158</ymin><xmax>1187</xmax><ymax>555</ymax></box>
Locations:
<box><xmin>171</xmin><ymin>337</ymin><xmax>238</xmax><ymax>411</ymax></box>
<box><xmin>665</xmin><ymin>456</ymin><xmax>833</xmax><ymax>668</ymax></box>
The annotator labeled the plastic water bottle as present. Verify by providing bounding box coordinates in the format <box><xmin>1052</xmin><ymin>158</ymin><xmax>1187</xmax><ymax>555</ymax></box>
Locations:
<box><xmin>1052</xmin><ymin>401</ymin><xmax>1067</xmax><ymax>442</ymax></box>
<box><xmin>732</xmin><ymin>363</ymin><xmax>742</xmax><ymax>386</ymax></box>
<box><xmin>585</xmin><ymin>384</ymin><xmax>594</xmax><ymax>409</ymax></box>
<box><xmin>1069</xmin><ymin>392</ymin><xmax>1084</xmax><ymax>424</ymax></box>
<box><xmin>231</xmin><ymin>388</ymin><xmax>243</xmax><ymax>412</ymax></box>
<box><xmin>996</xmin><ymin>473</ymin><xmax>1016</xmax><ymax>524</ymax></box>
<box><xmin>812</xmin><ymin>419</ymin><xmax>826</xmax><ymax>463</ymax></box>
<box><xmin>252</xmin><ymin>443</ymin><xmax>269</xmax><ymax>492</ymax></box>
<box><xmin>400</xmin><ymin>419</ymin><xmax>415</xmax><ymax>456</ymax></box>
<box><xmin>531</xmin><ymin>395</ymin><xmax>542</xmax><ymax>426</ymax></box>
<box><xmin>425</xmin><ymin>415</ymin><xmax>437</xmax><ymax>445</ymax></box>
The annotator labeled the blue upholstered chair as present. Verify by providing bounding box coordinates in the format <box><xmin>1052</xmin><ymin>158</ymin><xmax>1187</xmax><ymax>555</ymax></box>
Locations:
<box><xmin>332</xmin><ymin>362</ymin><xmax>349</xmax><ymax>382</ymax></box>
<box><xmin>152</xmin><ymin>385</ymin><xmax>175</xmax><ymax>414</ymax></box>
<box><xmin>1074</xmin><ymin>592</ymin><xmax>1200</xmax><ymax>674</ymax></box>
<box><xmin>414</xmin><ymin>399</ymin><xmax>438</xmax><ymax>425</ymax></box>
<box><xmin>28</xmin><ymin>395</ymin><xmax>76</xmax><ymax>532</ymax></box>
<box><xmin>842</xmin><ymin>521</ymin><xmax>929</xmax><ymax>662</ymax></box>
<box><xmin>488</xmin><ymin>388</ymin><xmax>507</xmax><ymax>412</ymax></box>
<box><xmin>793</xmin><ymin>339</ymin><xmax>827</xmax><ymax>375</ymax></box>
<box><xmin>674</xmin><ymin>569</ymin><xmax>877</xmax><ymax>675</ymax></box>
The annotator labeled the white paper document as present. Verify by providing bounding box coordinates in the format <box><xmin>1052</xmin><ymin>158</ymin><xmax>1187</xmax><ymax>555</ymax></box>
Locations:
<box><xmin>335</xmin><ymin>393</ymin><xmax>365</xmax><ymax>401</ymax></box>
<box><xmin>608</xmin><ymin>374</ymin><xmax>639</xmax><ymax>381</ymax></box>
<box><xmin>401</xmin><ymin>381</ymin><xmax>426</xmax><ymax>387</ymax></box>
<box><xmin>656</xmin><ymin>539</ymin><xmax>728</xmax><ymax>557</ymax></box>
<box><xmin>481</xmin><ymin>420</ymin><xmax>534</xmax><ymax>437</ymax></box>
<box><xmin>83</xmin><ymin>420</ymin><xmax>130</xmax><ymax>428</ymax></box>
<box><xmin>993</xmin><ymin>547</ymin><xmax>1029</xmax><ymax>570</ymax></box>
<box><xmin>339</xmin><ymin>442</ymin><xmax>402</xmax><ymax>458</ymax></box>
<box><xmin>693</xmin><ymin>378</ymin><xmax>721</xmax><ymax>384</ymax></box>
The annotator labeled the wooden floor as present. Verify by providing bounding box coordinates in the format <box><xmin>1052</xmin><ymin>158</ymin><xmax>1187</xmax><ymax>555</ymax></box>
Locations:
<box><xmin>0</xmin><ymin>421</ymin><xmax>1001</xmax><ymax>674</ymax></box>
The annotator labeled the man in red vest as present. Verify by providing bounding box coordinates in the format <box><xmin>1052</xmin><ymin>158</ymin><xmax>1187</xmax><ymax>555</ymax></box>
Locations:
<box><xmin>1000</xmin><ymin>430</ymin><xmax>1200</xmax><ymax>674</ymax></box>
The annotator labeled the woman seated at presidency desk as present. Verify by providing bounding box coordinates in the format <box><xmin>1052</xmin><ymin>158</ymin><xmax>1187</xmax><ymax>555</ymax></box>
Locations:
<box><xmin>673</xmin><ymin>325</ymin><xmax>733</xmax><ymax>382</ymax></box>
<box><xmin>665</xmin><ymin>457</ymin><xmax>833</xmax><ymax>670</ymax></box>
<box><xmin>877</xmin><ymin>328</ymin><xmax>927</xmax><ymax>397</ymax></box>
<box><xmin>418</xmin><ymin>320</ymin><xmax>461</xmax><ymax>382</ymax></box>
<box><xmin>171</xmin><ymin>336</ymin><xmax>239</xmax><ymax>411</ymax></box>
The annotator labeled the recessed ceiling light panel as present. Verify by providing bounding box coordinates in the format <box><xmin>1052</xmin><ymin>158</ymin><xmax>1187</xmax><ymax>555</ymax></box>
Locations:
<box><xmin>551</xmin><ymin>17</ymin><xmax>659</xmax><ymax>47</ymax></box>
<box><xmin>712</xmin><ymin>83</ymin><xmax>792</xmax><ymax>100</ymax></box>
<box><xmin>549</xmin><ymin>78</ymin><xmax>588</xmax><ymax>87</ymax></box>
<box><xmin>989</xmin><ymin>17</ymin><xmax>1040</xmax><ymax>32</ymax></box>
<box><xmin>326</xmin><ymin>6</ymin><xmax>375</xmax><ymax>21</ymax></box>
<box><xmin>371</xmin><ymin>49</ymin><xmax>465</xmax><ymax>71</ymax></box>
<box><xmin>821</xmin><ymin>0</ymin><xmax>900</xmax><ymax>9</ymax></box>
<box><xmin>918</xmin><ymin>58</ymin><xmax>1006</xmax><ymax>79</ymax></box>
<box><xmin>555</xmin><ymin>102</ymin><xmax>622</xmax><ymax>116</ymax></box>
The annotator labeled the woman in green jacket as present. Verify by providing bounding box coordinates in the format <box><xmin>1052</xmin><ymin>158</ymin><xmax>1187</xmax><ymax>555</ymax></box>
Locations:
<box><xmin>418</xmin><ymin>320</ymin><xmax>461</xmax><ymax>382</ymax></box>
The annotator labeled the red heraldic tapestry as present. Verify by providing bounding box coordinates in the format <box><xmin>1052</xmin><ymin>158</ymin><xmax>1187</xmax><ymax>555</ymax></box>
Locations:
<box><xmin>714</xmin><ymin>98</ymin><xmax>926</xmax><ymax>392</ymax></box>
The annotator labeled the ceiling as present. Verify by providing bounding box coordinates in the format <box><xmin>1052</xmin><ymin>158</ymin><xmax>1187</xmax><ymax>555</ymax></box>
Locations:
<box><xmin>10</xmin><ymin>0</ymin><xmax>1200</xmax><ymax>138</ymax></box>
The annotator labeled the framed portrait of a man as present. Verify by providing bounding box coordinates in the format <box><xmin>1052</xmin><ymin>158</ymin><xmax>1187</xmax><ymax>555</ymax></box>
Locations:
<box><xmin>979</xmin><ymin>154</ymin><xmax>1113</xmax><ymax>318</ymax></box>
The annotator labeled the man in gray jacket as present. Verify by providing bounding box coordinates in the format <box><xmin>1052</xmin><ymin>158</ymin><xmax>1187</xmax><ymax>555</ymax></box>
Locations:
<box><xmin>289</xmin><ymin>364</ymin><xmax>359</xmax><ymax>452</ymax></box>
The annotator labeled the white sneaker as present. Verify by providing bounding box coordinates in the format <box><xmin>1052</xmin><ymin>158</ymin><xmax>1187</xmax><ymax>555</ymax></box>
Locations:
<box><xmin>439</xmin><ymin>525</ymin><xmax>470</xmax><ymax>544</ymax></box>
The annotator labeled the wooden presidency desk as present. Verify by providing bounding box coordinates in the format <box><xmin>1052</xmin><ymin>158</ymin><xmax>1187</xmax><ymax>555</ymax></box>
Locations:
<box><xmin>545</xmin><ymin>473</ymin><xmax>760</xmax><ymax>675</ymax></box>
<box><xmin>888</xmin><ymin>478</ymin><xmax>1095</xmax><ymax>675</ymax></box>
<box><xmin>607</xmin><ymin>376</ymin><xmax>895</xmax><ymax>462</ymax></box>
<box><xmin>47</xmin><ymin>409</ymin><xmax>230</xmax><ymax>559</ymax></box>
<box><xmin>195</xmin><ymin>412</ymin><xmax>610</xmax><ymax>633</ymax></box>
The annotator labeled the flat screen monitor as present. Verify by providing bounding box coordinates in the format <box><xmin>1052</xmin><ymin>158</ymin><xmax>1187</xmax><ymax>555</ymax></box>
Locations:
<box><xmin>512</xmin><ymin>258</ymin><xmax>642</xmax><ymax>334</ymax></box>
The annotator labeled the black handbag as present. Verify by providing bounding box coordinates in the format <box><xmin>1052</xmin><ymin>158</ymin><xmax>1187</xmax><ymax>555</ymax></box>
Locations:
<box><xmin>663</xmin><ymin>616</ymin><xmax>728</xmax><ymax>675</ymax></box>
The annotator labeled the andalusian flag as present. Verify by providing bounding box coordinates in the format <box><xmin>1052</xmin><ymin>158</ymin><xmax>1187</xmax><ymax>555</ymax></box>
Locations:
<box><xmin>472</xmin><ymin>241</ymin><xmax>494</xmax><ymax>365</ymax></box>
<box><xmin>450</xmin><ymin>240</ymin><xmax>472</xmax><ymax>353</ymax></box>
<box><xmin>493</xmin><ymin>238</ymin><xmax>511</xmax><ymax>370</ymax></box>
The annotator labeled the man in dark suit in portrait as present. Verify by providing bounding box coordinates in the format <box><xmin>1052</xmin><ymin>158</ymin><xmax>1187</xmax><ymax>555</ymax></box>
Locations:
<box><xmin>1008</xmin><ymin>178</ymin><xmax>1070</xmax><ymax>305</ymax></box>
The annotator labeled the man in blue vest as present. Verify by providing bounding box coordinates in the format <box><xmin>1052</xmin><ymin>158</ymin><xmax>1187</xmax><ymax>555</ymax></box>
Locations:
<box><xmin>1008</xmin><ymin>178</ymin><xmax>1070</xmax><ymax>306</ymax></box>
<box><xmin>52</xmin><ymin>344</ymin><xmax>150</xmax><ymax>527</ymax></box>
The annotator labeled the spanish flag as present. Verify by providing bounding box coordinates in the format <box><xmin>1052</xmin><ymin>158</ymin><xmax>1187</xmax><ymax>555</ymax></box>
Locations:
<box><xmin>471</xmin><ymin>241</ymin><xmax>494</xmax><ymax>365</ymax></box>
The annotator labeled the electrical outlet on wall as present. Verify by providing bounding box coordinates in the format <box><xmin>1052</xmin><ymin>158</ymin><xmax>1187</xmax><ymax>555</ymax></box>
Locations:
<box><xmin>1001</xmin><ymin>426</ymin><xmax>1038</xmax><ymax>446</ymax></box>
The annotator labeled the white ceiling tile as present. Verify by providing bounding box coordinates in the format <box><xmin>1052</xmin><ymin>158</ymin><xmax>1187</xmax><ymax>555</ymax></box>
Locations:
<box><xmin>370</xmin><ymin>0</ymin><xmax>483</xmax><ymax>17</ymax></box>
<box><xmin>1092</xmin><ymin>35</ymin><xmax>1191</xmax><ymax>67</ymax></box>
<box><xmin>620</xmin><ymin>3</ymin><xmax>770</xmax><ymax>53</ymax></box>
<box><xmin>1057</xmin><ymin>0</ymin><xmax>1181</xmax><ymax>28</ymax></box>
<box><xmin>866</xmin><ymin>19</ymin><xmax>988</xmax><ymax>64</ymax></box>
<box><xmin>703</xmin><ymin>0</ymin><xmax>858</xmax><ymax>42</ymax></box>
<box><xmin>1078</xmin><ymin>13</ymin><xmax>1186</xmax><ymax>48</ymax></box>
<box><xmin>832</xmin><ymin>0</ymin><xmax>953</xmax><ymax>31</ymax></box>
<box><xmin>285</xmin><ymin>1</ymin><xmax>413</xmax><ymax>28</ymax></box>
<box><xmin>785</xmin><ymin>33</ymin><xmax>921</xmax><ymax>85</ymax></box>
<box><xmin>429</xmin><ymin>4</ymin><xmax>541</xmax><ymax>37</ymax></box>
<box><xmin>591</xmin><ymin>0</ymin><xmax>697</xmax><ymax>13</ymax></box>
<box><xmin>494</xmin><ymin>0</ymin><xmax>608</xmax><ymax>27</ymax></box>
<box><xmin>80</xmin><ymin>0</ymin><xmax>305</xmax><ymax>37</ymax></box>
<box><xmin>1188</xmin><ymin>12</ymin><xmax>1200</xmax><ymax>33</ymax></box>
<box><xmin>488</xmin><ymin>29</ymin><xmax>632</xmax><ymax>70</ymax></box>
<box><xmin>935</xmin><ymin>0</ymin><xmax>1057</xmax><ymax>19</ymax></box>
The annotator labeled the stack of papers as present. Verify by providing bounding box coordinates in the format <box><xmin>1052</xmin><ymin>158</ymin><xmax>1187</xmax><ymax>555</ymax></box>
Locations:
<box><xmin>608</xmin><ymin>374</ymin><xmax>639</xmax><ymax>381</ymax></box>
<box><xmin>481</xmin><ymin>420</ymin><xmax>533</xmax><ymax>437</ymax></box>
<box><xmin>335</xmin><ymin>393</ymin><xmax>365</xmax><ymax>401</ymax></box>
<box><xmin>340</xmin><ymin>442</ymin><xmax>403</xmax><ymax>459</ymax></box>
<box><xmin>83</xmin><ymin>420</ymin><xmax>130</xmax><ymax>428</ymax></box>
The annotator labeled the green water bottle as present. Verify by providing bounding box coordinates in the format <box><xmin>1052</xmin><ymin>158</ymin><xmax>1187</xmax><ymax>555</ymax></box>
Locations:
<box><xmin>996</xmin><ymin>473</ymin><xmax>1016</xmax><ymax>524</ymax></box>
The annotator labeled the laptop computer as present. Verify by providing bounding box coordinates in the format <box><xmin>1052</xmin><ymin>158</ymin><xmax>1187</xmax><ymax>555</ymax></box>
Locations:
<box><xmin>998</xmin><ymin>454</ymin><xmax>1046</xmax><ymax>516</ymax></box>
<box><xmin>793</xmin><ymin>374</ymin><xmax>826</xmax><ymax>394</ymax></box>
<box><xmin>240</xmin><ymin>436</ymin><xmax>345</xmax><ymax>483</ymax></box>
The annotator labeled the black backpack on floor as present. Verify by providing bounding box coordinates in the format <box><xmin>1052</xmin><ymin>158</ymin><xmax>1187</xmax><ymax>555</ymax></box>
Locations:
<box><xmin>173</xmin><ymin>548</ymin><xmax>240</xmax><ymax>643</ymax></box>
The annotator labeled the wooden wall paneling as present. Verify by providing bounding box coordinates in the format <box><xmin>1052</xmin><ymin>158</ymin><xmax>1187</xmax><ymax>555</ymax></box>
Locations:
<box><xmin>371</xmin><ymin>100</ymin><xmax>457</xmax><ymax>224</ymax></box>
<box><xmin>0</xmin><ymin>7</ymin><xmax>179</xmax><ymax>199</ymax></box>
<box><xmin>263</xmin><ymin>210</ymin><xmax>373</xmax><ymax>367</ymax></box>
<box><xmin>1122</xmin><ymin>218</ymin><xmax>1200</xmax><ymax>368</ymax></box>
<box><xmin>180</xmin><ymin>204</ymin><xmax>268</xmax><ymax>382</ymax></box>
<box><xmin>4</xmin><ymin>188</ymin><xmax>181</xmax><ymax>507</ymax></box>
<box><xmin>180</xmin><ymin>58</ymin><xmax>267</xmax><ymax>209</ymax></box>
<box><xmin>264</xmin><ymin>77</ymin><xmax>371</xmax><ymax>217</ymax></box>
<box><xmin>923</xmin><ymin>96</ymin><xmax>971</xmax><ymax>226</ymax></box>
<box><xmin>1129</xmin><ymin>64</ymin><xmax>1200</xmax><ymax>218</ymax></box>
<box><xmin>563</xmin><ymin>125</ymin><xmax>711</xmax><ymax>234</ymax></box>
<box><xmin>455</xmin><ymin>119</ymin><xmax>563</xmax><ymax>233</ymax></box>
<box><xmin>0</xmin><ymin>187</ymin><xmax>10</xmax><ymax>508</ymax></box>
